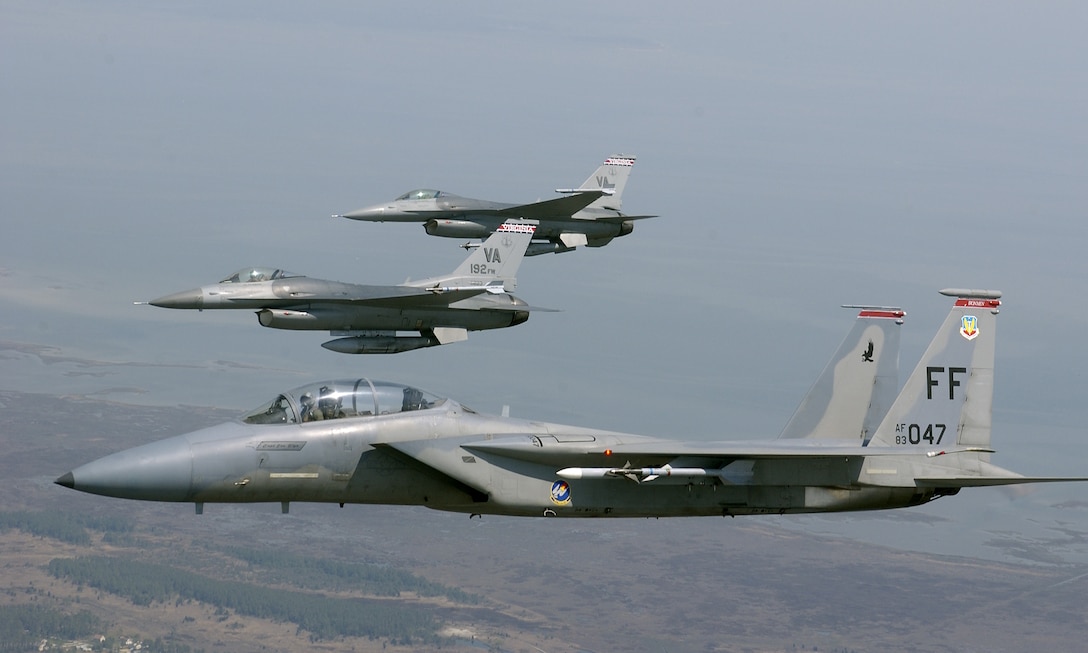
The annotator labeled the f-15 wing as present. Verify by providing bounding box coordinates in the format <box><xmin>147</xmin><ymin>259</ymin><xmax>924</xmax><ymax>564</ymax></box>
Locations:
<box><xmin>461</xmin><ymin>435</ymin><xmax>882</xmax><ymax>464</ymax></box>
<box><xmin>374</xmin><ymin>433</ymin><xmax>880</xmax><ymax>492</ymax></box>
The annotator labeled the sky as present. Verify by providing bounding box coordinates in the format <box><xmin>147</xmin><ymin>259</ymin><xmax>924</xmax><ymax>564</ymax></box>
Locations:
<box><xmin>2</xmin><ymin>1</ymin><xmax>1087</xmax><ymax>559</ymax></box>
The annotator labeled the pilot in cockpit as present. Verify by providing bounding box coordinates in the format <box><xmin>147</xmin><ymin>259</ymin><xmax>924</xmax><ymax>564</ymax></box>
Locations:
<box><xmin>402</xmin><ymin>387</ymin><xmax>425</xmax><ymax>412</ymax></box>
<box><xmin>300</xmin><ymin>392</ymin><xmax>322</xmax><ymax>422</ymax></box>
<box><xmin>318</xmin><ymin>385</ymin><xmax>344</xmax><ymax>420</ymax></box>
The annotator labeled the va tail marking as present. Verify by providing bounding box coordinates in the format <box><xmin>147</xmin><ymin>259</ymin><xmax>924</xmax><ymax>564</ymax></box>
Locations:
<box><xmin>411</xmin><ymin>220</ymin><xmax>536</xmax><ymax>293</ymax></box>
<box><xmin>555</xmin><ymin>155</ymin><xmax>636</xmax><ymax>212</ymax></box>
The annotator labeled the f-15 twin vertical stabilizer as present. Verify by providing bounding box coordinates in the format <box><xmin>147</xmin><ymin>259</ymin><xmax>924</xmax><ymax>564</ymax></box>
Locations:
<box><xmin>778</xmin><ymin>305</ymin><xmax>904</xmax><ymax>443</ymax></box>
<box><xmin>868</xmin><ymin>289</ymin><xmax>1000</xmax><ymax>452</ymax></box>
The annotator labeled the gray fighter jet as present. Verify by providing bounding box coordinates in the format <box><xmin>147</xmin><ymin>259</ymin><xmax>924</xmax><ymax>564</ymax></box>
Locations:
<box><xmin>68</xmin><ymin>289</ymin><xmax>1088</xmax><ymax>515</ymax></box>
<box><xmin>63</xmin><ymin>289</ymin><xmax>1086</xmax><ymax>517</ymax></box>
<box><xmin>336</xmin><ymin>155</ymin><xmax>654</xmax><ymax>255</ymax></box>
<box><xmin>146</xmin><ymin>221</ymin><xmax>538</xmax><ymax>354</ymax></box>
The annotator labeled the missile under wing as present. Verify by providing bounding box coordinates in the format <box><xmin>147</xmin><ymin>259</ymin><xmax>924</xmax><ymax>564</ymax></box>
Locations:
<box><xmin>60</xmin><ymin>290</ymin><xmax>1088</xmax><ymax>517</ymax></box>
<box><xmin>336</xmin><ymin>155</ymin><xmax>655</xmax><ymax>255</ymax></box>
<box><xmin>146</xmin><ymin>221</ymin><xmax>539</xmax><ymax>354</ymax></box>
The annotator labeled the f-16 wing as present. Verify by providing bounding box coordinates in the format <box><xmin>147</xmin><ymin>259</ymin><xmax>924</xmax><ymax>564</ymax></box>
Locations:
<box><xmin>312</xmin><ymin>284</ymin><xmax>497</xmax><ymax>307</ymax></box>
<box><xmin>494</xmin><ymin>190</ymin><xmax>606</xmax><ymax>220</ymax></box>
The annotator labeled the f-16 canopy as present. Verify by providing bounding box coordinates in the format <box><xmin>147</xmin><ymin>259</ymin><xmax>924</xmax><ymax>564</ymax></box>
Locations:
<box><xmin>218</xmin><ymin>267</ymin><xmax>302</xmax><ymax>284</ymax></box>
<box><xmin>395</xmin><ymin>189</ymin><xmax>443</xmax><ymax>201</ymax></box>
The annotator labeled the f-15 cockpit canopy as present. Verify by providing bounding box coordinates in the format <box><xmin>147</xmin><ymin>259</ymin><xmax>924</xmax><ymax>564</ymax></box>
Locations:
<box><xmin>242</xmin><ymin>378</ymin><xmax>448</xmax><ymax>425</ymax></box>
<box><xmin>395</xmin><ymin>189</ymin><xmax>442</xmax><ymax>201</ymax></box>
<box><xmin>219</xmin><ymin>267</ymin><xmax>302</xmax><ymax>284</ymax></box>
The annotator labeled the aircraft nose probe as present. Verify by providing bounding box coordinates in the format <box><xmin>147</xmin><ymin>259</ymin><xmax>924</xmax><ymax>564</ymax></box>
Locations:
<box><xmin>148</xmin><ymin>288</ymin><xmax>204</xmax><ymax>309</ymax></box>
<box><xmin>336</xmin><ymin>205</ymin><xmax>384</xmax><ymax>220</ymax></box>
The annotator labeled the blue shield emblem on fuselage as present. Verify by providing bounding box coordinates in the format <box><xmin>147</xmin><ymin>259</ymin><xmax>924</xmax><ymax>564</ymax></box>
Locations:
<box><xmin>550</xmin><ymin>480</ymin><xmax>572</xmax><ymax>506</ymax></box>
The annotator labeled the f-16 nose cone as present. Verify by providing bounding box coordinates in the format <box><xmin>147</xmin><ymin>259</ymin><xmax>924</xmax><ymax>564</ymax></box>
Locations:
<box><xmin>55</xmin><ymin>471</ymin><xmax>75</xmax><ymax>489</ymax></box>
<box><xmin>338</xmin><ymin>206</ymin><xmax>383</xmax><ymax>221</ymax></box>
<box><xmin>149</xmin><ymin>288</ymin><xmax>203</xmax><ymax>309</ymax></box>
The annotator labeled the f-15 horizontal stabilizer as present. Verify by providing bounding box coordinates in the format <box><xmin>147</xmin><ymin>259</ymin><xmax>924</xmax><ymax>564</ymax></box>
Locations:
<box><xmin>915</xmin><ymin>475</ymin><xmax>1088</xmax><ymax>488</ymax></box>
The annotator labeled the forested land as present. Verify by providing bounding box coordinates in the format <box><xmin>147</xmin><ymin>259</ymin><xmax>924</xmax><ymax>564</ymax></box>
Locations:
<box><xmin>48</xmin><ymin>556</ymin><xmax>441</xmax><ymax>643</ymax></box>
<box><xmin>0</xmin><ymin>510</ymin><xmax>132</xmax><ymax>546</ymax></box>
<box><xmin>0</xmin><ymin>604</ymin><xmax>102</xmax><ymax>651</ymax></box>
<box><xmin>217</xmin><ymin>544</ymin><xmax>481</xmax><ymax>603</ymax></box>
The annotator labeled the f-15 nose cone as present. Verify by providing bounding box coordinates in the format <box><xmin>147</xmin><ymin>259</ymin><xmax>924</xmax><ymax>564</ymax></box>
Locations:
<box><xmin>56</xmin><ymin>436</ymin><xmax>194</xmax><ymax>501</ymax></box>
<box><xmin>149</xmin><ymin>288</ymin><xmax>203</xmax><ymax>309</ymax></box>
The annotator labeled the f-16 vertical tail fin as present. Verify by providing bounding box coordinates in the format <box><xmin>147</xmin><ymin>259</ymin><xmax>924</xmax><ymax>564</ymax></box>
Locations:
<box><xmin>562</xmin><ymin>155</ymin><xmax>636</xmax><ymax>212</ymax></box>
<box><xmin>778</xmin><ymin>306</ymin><xmax>903</xmax><ymax>443</ymax></box>
<box><xmin>868</xmin><ymin>289</ymin><xmax>1001</xmax><ymax>452</ymax></box>
<box><xmin>410</xmin><ymin>220</ymin><xmax>537</xmax><ymax>293</ymax></box>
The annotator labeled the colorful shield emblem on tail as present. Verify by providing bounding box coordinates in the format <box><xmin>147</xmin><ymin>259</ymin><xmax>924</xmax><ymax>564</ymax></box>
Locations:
<box><xmin>960</xmin><ymin>315</ymin><xmax>979</xmax><ymax>340</ymax></box>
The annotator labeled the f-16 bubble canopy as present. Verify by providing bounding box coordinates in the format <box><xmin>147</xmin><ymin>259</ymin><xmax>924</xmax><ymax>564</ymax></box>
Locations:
<box><xmin>395</xmin><ymin>189</ymin><xmax>443</xmax><ymax>200</ymax></box>
<box><xmin>218</xmin><ymin>267</ymin><xmax>303</xmax><ymax>284</ymax></box>
<box><xmin>242</xmin><ymin>378</ymin><xmax>450</xmax><ymax>425</ymax></box>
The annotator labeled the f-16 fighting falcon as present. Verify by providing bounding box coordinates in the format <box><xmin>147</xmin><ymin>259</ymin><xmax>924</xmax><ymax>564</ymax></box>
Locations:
<box><xmin>335</xmin><ymin>155</ymin><xmax>655</xmax><ymax>255</ymax></box>
<box><xmin>146</xmin><ymin>221</ymin><xmax>538</xmax><ymax>354</ymax></box>
<box><xmin>59</xmin><ymin>290</ymin><xmax>1087</xmax><ymax>517</ymax></box>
